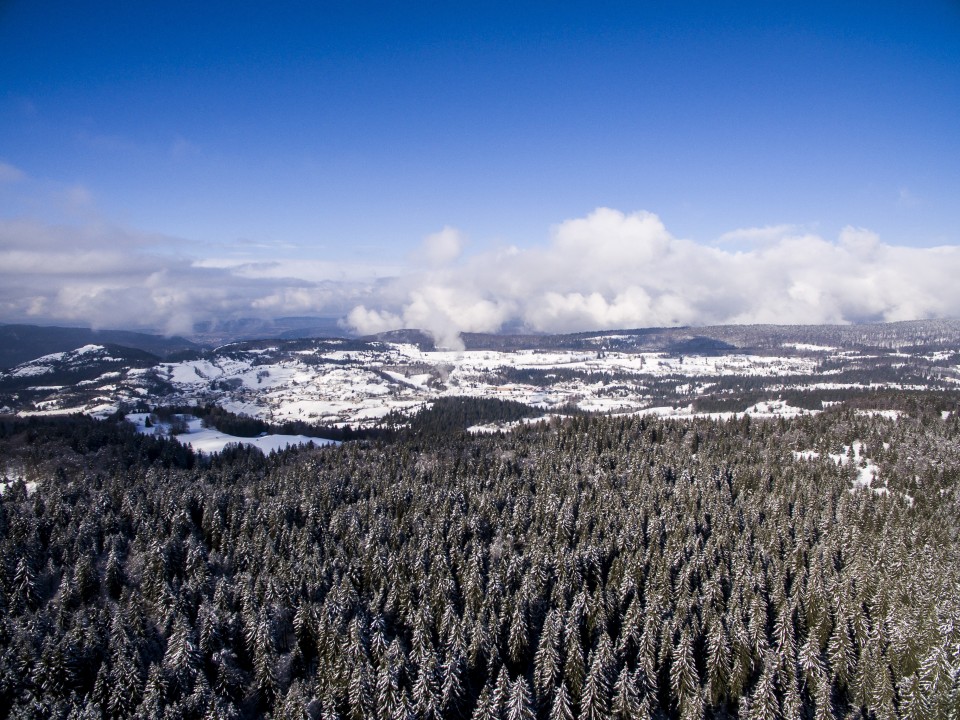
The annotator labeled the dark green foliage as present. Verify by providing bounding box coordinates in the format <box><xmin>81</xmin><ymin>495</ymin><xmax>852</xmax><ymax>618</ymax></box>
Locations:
<box><xmin>390</xmin><ymin>396</ymin><xmax>547</xmax><ymax>437</ymax></box>
<box><xmin>1</xmin><ymin>404</ymin><xmax>959</xmax><ymax>718</ymax></box>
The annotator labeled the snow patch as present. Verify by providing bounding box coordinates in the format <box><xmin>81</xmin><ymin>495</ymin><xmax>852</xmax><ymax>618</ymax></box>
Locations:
<box><xmin>127</xmin><ymin>413</ymin><xmax>338</xmax><ymax>455</ymax></box>
<box><xmin>742</xmin><ymin>400</ymin><xmax>813</xmax><ymax>417</ymax></box>
<box><xmin>0</xmin><ymin>466</ymin><xmax>38</xmax><ymax>496</ymax></box>
<box><xmin>467</xmin><ymin>415</ymin><xmax>555</xmax><ymax>434</ymax></box>
<box><xmin>793</xmin><ymin>440</ymin><xmax>911</xmax><ymax>505</ymax></box>
<box><xmin>856</xmin><ymin>409</ymin><xmax>904</xmax><ymax>419</ymax></box>
<box><xmin>784</xmin><ymin>343</ymin><xmax>837</xmax><ymax>352</ymax></box>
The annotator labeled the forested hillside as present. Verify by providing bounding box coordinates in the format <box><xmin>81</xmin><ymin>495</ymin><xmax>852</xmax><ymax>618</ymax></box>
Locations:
<box><xmin>1</xmin><ymin>402</ymin><xmax>959</xmax><ymax>718</ymax></box>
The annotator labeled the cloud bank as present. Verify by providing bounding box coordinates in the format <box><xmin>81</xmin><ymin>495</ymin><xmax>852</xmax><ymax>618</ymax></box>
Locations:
<box><xmin>0</xmin><ymin>218</ymin><xmax>372</xmax><ymax>336</ymax></box>
<box><xmin>2</xmin><ymin>208</ymin><xmax>959</xmax><ymax>344</ymax></box>
<box><xmin>347</xmin><ymin>208</ymin><xmax>960</xmax><ymax>348</ymax></box>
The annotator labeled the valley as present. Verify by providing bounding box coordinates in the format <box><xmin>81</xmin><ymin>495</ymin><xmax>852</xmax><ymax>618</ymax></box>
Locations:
<box><xmin>2</xmin><ymin>321</ymin><xmax>959</xmax><ymax>431</ymax></box>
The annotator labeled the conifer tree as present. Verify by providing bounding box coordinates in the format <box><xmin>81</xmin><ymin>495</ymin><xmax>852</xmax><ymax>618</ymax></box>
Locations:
<box><xmin>164</xmin><ymin>615</ymin><xmax>201</xmax><ymax>694</ymax></box>
<box><xmin>470</xmin><ymin>682</ymin><xmax>497</xmax><ymax>720</ymax></box>
<box><xmin>611</xmin><ymin>666</ymin><xmax>639</xmax><ymax>720</ymax></box>
<box><xmin>827</xmin><ymin>614</ymin><xmax>854</xmax><ymax>689</ymax></box>
<box><xmin>562</xmin><ymin>631</ymin><xmax>586</xmax><ymax>704</ymax></box>
<box><xmin>705</xmin><ymin>617</ymin><xmax>732</xmax><ymax>706</ymax></box>
<box><xmin>13</xmin><ymin>556</ymin><xmax>38</xmax><ymax>612</ymax></box>
<box><xmin>548</xmin><ymin>682</ymin><xmax>575</xmax><ymax>720</ymax></box>
<box><xmin>577</xmin><ymin>660</ymin><xmax>607</xmax><ymax>720</ymax></box>
<box><xmin>746</xmin><ymin>659</ymin><xmax>780</xmax><ymax>720</ymax></box>
<box><xmin>505</xmin><ymin>676</ymin><xmax>535</xmax><ymax>720</ymax></box>
<box><xmin>533</xmin><ymin>610</ymin><xmax>562</xmax><ymax>706</ymax></box>
<box><xmin>670</xmin><ymin>628</ymin><xmax>703</xmax><ymax>720</ymax></box>
<box><xmin>375</xmin><ymin>654</ymin><xmax>403</xmax><ymax>720</ymax></box>
<box><xmin>441</xmin><ymin>636</ymin><xmax>467</xmax><ymax>717</ymax></box>
<box><xmin>348</xmin><ymin>660</ymin><xmax>374</xmax><ymax>720</ymax></box>
<box><xmin>412</xmin><ymin>652</ymin><xmax>441</xmax><ymax>720</ymax></box>
<box><xmin>492</xmin><ymin>664</ymin><xmax>511</xmax><ymax>715</ymax></box>
<box><xmin>508</xmin><ymin>600</ymin><xmax>530</xmax><ymax>666</ymax></box>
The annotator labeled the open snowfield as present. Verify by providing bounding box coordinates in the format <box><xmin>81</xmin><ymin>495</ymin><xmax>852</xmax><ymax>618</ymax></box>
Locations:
<box><xmin>126</xmin><ymin>413</ymin><xmax>337</xmax><ymax>454</ymax></box>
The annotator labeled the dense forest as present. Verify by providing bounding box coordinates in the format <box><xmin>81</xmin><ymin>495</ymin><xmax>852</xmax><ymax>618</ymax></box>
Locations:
<box><xmin>147</xmin><ymin>397</ymin><xmax>556</xmax><ymax>442</ymax></box>
<box><xmin>1</xmin><ymin>397</ymin><xmax>959</xmax><ymax>719</ymax></box>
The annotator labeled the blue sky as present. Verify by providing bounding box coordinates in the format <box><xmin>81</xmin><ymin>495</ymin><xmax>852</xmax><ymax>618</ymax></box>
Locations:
<box><xmin>1</xmin><ymin>1</ymin><xmax>959</xmax><ymax>337</ymax></box>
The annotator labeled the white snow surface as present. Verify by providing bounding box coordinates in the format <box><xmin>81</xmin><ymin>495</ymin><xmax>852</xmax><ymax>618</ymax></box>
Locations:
<box><xmin>793</xmin><ymin>441</ymin><xmax>910</xmax><ymax>503</ymax></box>
<box><xmin>5</xmin><ymin>344</ymin><xmax>114</xmax><ymax>379</ymax></box>
<box><xmin>856</xmin><ymin>409</ymin><xmax>904</xmax><ymax>419</ymax></box>
<box><xmin>742</xmin><ymin>400</ymin><xmax>813</xmax><ymax>417</ymax></box>
<box><xmin>0</xmin><ymin>466</ymin><xmax>38</xmax><ymax>496</ymax></box>
<box><xmin>831</xmin><ymin>441</ymin><xmax>888</xmax><ymax>496</ymax></box>
<box><xmin>12</xmin><ymin>338</ymin><xmax>960</xmax><ymax>431</ymax></box>
<box><xmin>467</xmin><ymin>415</ymin><xmax>556</xmax><ymax>434</ymax></box>
<box><xmin>11</xmin><ymin>364</ymin><xmax>55</xmax><ymax>378</ymax></box>
<box><xmin>127</xmin><ymin>413</ymin><xmax>338</xmax><ymax>455</ymax></box>
<box><xmin>783</xmin><ymin>343</ymin><xmax>837</xmax><ymax>352</ymax></box>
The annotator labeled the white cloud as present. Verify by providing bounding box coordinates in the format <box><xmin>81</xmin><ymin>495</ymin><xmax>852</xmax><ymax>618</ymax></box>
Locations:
<box><xmin>3</xmin><ymin>208</ymin><xmax>959</xmax><ymax>342</ymax></box>
<box><xmin>345</xmin><ymin>306</ymin><xmax>405</xmax><ymax>335</ymax></box>
<box><xmin>838</xmin><ymin>226</ymin><xmax>881</xmax><ymax>259</ymax></box>
<box><xmin>717</xmin><ymin>224</ymin><xmax>798</xmax><ymax>245</ymax></box>
<box><xmin>193</xmin><ymin>257</ymin><xmax>403</xmax><ymax>283</ymax></box>
<box><xmin>0</xmin><ymin>218</ymin><xmax>371</xmax><ymax>334</ymax></box>
<box><xmin>416</xmin><ymin>226</ymin><xmax>465</xmax><ymax>267</ymax></box>
<box><xmin>346</xmin><ymin>208</ymin><xmax>960</xmax><ymax>344</ymax></box>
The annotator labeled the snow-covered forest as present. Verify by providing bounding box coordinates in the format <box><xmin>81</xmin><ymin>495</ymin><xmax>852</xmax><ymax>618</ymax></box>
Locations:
<box><xmin>2</xmin><ymin>396</ymin><xmax>958</xmax><ymax>718</ymax></box>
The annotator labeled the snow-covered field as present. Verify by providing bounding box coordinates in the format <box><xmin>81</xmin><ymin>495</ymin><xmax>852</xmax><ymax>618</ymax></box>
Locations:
<box><xmin>5</xmin><ymin>335</ymin><xmax>958</xmax><ymax>428</ymax></box>
<box><xmin>126</xmin><ymin>413</ymin><xmax>337</xmax><ymax>455</ymax></box>
<box><xmin>155</xmin><ymin>344</ymin><xmax>821</xmax><ymax>422</ymax></box>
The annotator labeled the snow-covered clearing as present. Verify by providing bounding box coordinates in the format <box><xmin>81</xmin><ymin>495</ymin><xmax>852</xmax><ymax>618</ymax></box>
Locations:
<box><xmin>626</xmin><ymin>399</ymin><xmax>814</xmax><ymax>421</ymax></box>
<box><xmin>856</xmin><ymin>409</ymin><xmax>904</xmax><ymax>419</ymax></box>
<box><xmin>467</xmin><ymin>415</ymin><xmax>556</xmax><ymax>434</ymax></box>
<box><xmin>742</xmin><ymin>400</ymin><xmax>814</xmax><ymax>418</ymax></box>
<box><xmin>783</xmin><ymin>343</ymin><xmax>836</xmax><ymax>352</ymax></box>
<box><xmin>0</xmin><ymin>466</ymin><xmax>38</xmax><ymax>496</ymax></box>
<box><xmin>127</xmin><ymin>413</ymin><xmax>337</xmax><ymax>455</ymax></box>
<box><xmin>792</xmin><ymin>441</ymin><xmax>912</xmax><ymax>504</ymax></box>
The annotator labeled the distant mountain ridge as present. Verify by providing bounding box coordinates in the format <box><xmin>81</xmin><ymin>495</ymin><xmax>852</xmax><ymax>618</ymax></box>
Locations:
<box><xmin>6</xmin><ymin>319</ymin><xmax>960</xmax><ymax>372</ymax></box>
<box><xmin>0</xmin><ymin>324</ymin><xmax>200</xmax><ymax>370</ymax></box>
<box><xmin>455</xmin><ymin>318</ymin><xmax>960</xmax><ymax>353</ymax></box>
<box><xmin>190</xmin><ymin>316</ymin><xmax>348</xmax><ymax>344</ymax></box>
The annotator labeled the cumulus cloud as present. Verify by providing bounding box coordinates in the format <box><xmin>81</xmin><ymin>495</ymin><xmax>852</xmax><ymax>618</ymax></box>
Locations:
<box><xmin>416</xmin><ymin>226</ymin><xmax>465</xmax><ymax>267</ymax></box>
<box><xmin>345</xmin><ymin>208</ymin><xmax>960</xmax><ymax>347</ymax></box>
<box><xmin>3</xmin><ymin>208</ymin><xmax>959</xmax><ymax>344</ymax></box>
